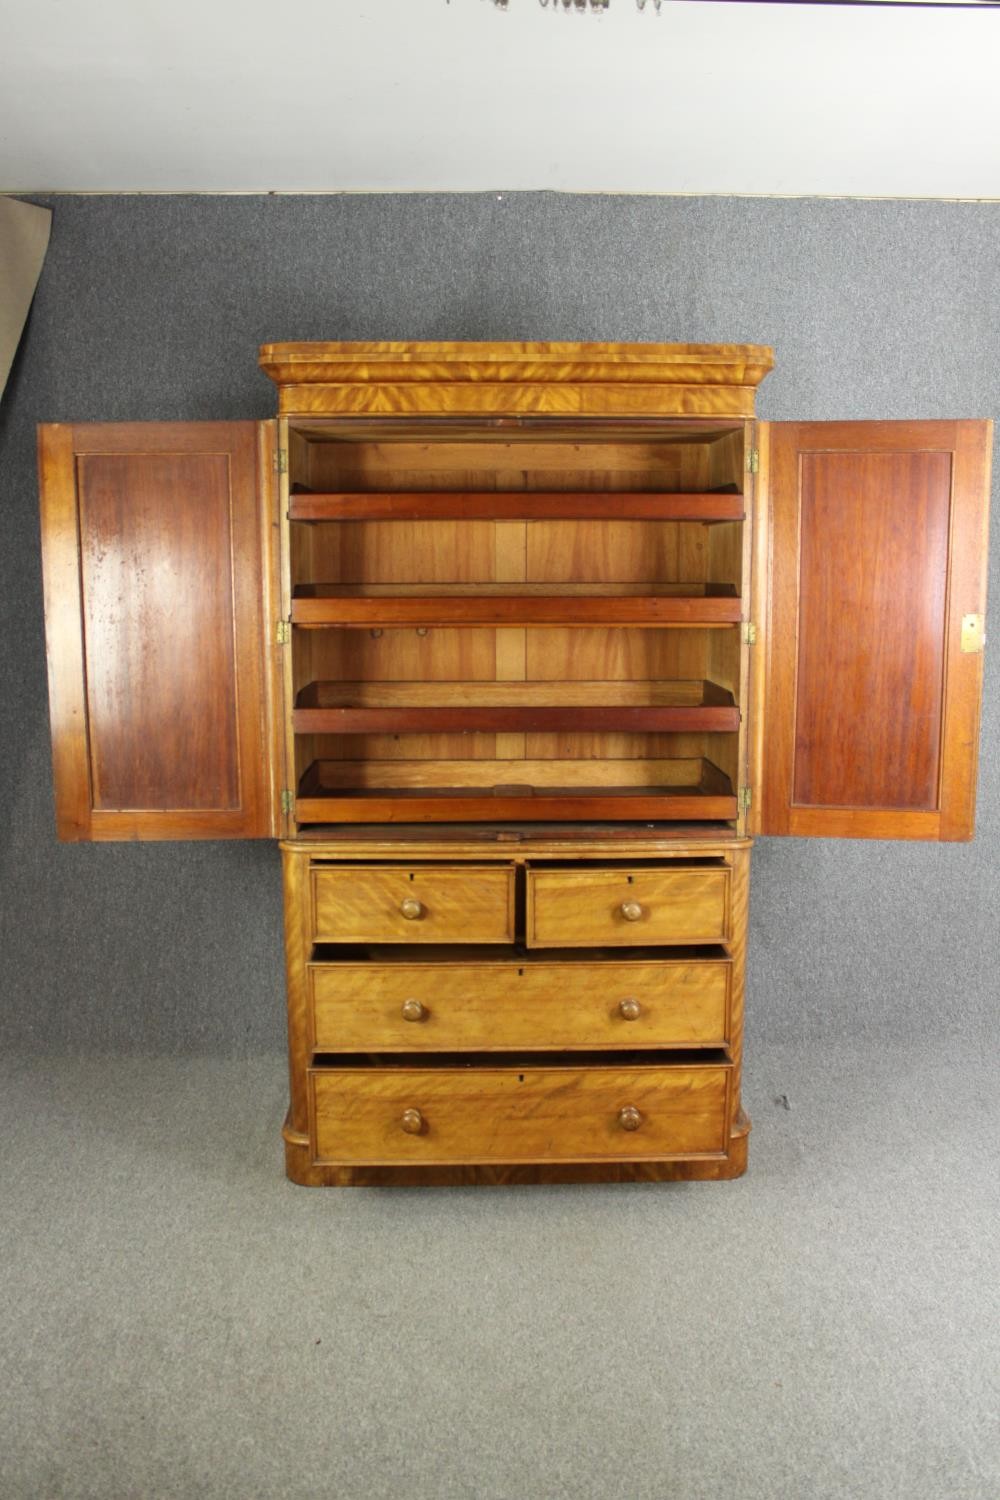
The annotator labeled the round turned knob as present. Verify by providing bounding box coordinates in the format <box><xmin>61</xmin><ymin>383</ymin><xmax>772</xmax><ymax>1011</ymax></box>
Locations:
<box><xmin>618</xmin><ymin>1105</ymin><xmax>643</xmax><ymax>1132</ymax></box>
<box><xmin>399</xmin><ymin>897</ymin><xmax>424</xmax><ymax>921</ymax></box>
<box><xmin>618</xmin><ymin>997</ymin><xmax>642</xmax><ymax>1021</ymax></box>
<box><xmin>401</xmin><ymin>998</ymin><xmax>427</xmax><ymax>1023</ymax></box>
<box><xmin>620</xmin><ymin>900</ymin><xmax>644</xmax><ymax>923</ymax></box>
<box><xmin>400</xmin><ymin>1108</ymin><xmax>425</xmax><ymax>1135</ymax></box>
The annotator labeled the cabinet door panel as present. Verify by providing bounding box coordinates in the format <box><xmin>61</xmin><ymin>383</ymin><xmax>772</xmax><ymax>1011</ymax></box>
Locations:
<box><xmin>756</xmin><ymin>420</ymin><xmax>990</xmax><ymax>841</ymax></box>
<box><xmin>39</xmin><ymin>421</ymin><xmax>284</xmax><ymax>840</ymax></box>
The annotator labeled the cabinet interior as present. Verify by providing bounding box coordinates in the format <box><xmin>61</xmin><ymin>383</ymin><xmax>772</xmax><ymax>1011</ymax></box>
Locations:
<box><xmin>286</xmin><ymin>418</ymin><xmax>749</xmax><ymax>826</ymax></box>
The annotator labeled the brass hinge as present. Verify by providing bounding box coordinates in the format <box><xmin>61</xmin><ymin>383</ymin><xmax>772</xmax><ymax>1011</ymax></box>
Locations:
<box><xmin>274</xmin><ymin>447</ymin><xmax>288</xmax><ymax>475</ymax></box>
<box><xmin>276</xmin><ymin>620</ymin><xmax>291</xmax><ymax>645</ymax></box>
<box><xmin>746</xmin><ymin>448</ymin><xmax>759</xmax><ymax>475</ymax></box>
<box><xmin>742</xmin><ymin>621</ymin><xmax>757</xmax><ymax>646</ymax></box>
<box><xmin>960</xmin><ymin>613</ymin><xmax>985</xmax><ymax>653</ymax></box>
<box><xmin>739</xmin><ymin>786</ymin><xmax>752</xmax><ymax>814</ymax></box>
<box><xmin>281</xmin><ymin>789</ymin><xmax>294</xmax><ymax>815</ymax></box>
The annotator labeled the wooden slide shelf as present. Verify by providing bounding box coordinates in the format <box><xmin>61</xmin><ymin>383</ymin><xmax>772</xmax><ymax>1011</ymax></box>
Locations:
<box><xmin>288</xmin><ymin>491</ymin><xmax>745</xmax><ymax>523</ymax></box>
<box><xmin>292</xmin><ymin>679</ymin><xmax>740</xmax><ymax>735</ymax></box>
<box><xmin>291</xmin><ymin>585</ymin><xmax>741</xmax><ymax>629</ymax></box>
<box><xmin>295</xmin><ymin>759</ymin><xmax>738</xmax><ymax>824</ymax></box>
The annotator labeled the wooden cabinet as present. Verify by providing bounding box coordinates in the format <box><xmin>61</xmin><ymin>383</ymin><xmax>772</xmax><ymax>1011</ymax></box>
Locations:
<box><xmin>37</xmin><ymin>342</ymin><xmax>991</xmax><ymax>1186</ymax></box>
<box><xmin>283</xmin><ymin>834</ymin><xmax>750</xmax><ymax>1185</ymax></box>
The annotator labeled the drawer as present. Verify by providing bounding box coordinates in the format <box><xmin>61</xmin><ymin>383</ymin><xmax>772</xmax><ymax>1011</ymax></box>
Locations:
<box><xmin>310</xmin><ymin>953</ymin><xmax>731</xmax><ymax>1050</ymax></box>
<box><xmin>311</xmin><ymin>865</ymin><xmax>515</xmax><ymax>944</ymax></box>
<box><xmin>310</xmin><ymin>1058</ymin><xmax>731</xmax><ymax>1165</ymax></box>
<box><xmin>526</xmin><ymin>864</ymin><xmax>731</xmax><ymax>948</ymax></box>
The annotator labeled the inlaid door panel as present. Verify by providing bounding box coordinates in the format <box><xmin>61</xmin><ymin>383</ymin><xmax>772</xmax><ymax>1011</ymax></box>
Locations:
<box><xmin>754</xmin><ymin>421</ymin><xmax>991</xmax><ymax>840</ymax></box>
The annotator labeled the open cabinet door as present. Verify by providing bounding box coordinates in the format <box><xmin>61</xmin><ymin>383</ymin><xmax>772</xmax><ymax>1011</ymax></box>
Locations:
<box><xmin>753</xmin><ymin>420</ymin><xmax>991</xmax><ymax>841</ymax></box>
<box><xmin>39</xmin><ymin>421</ymin><xmax>286</xmax><ymax>840</ymax></box>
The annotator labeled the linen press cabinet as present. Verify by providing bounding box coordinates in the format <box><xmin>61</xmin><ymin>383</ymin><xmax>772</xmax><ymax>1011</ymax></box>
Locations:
<box><xmin>37</xmin><ymin>342</ymin><xmax>991</xmax><ymax>1186</ymax></box>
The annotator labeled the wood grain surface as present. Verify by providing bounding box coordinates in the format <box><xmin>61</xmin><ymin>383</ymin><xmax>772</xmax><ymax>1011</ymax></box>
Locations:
<box><xmin>289</xmin><ymin>491</ymin><xmax>745</xmax><ymax>522</ymax></box>
<box><xmin>38</xmin><ymin>421</ymin><xmax>283</xmax><ymax>840</ymax></box>
<box><xmin>758</xmin><ymin>419</ymin><xmax>991</xmax><ymax>840</ymax></box>
<box><xmin>261</xmin><ymin>340</ymin><xmax>774</xmax><ymax>420</ymax></box>
<box><xmin>310</xmin><ymin>1059</ymin><xmax>732</xmax><ymax>1165</ymax></box>
<box><xmin>309</xmin><ymin>954</ymin><xmax>731</xmax><ymax>1051</ymax></box>
<box><xmin>526</xmin><ymin>864</ymin><xmax>731</xmax><ymax>948</ymax></box>
<box><xmin>311</xmin><ymin>864</ymin><xmax>516</xmax><ymax>944</ymax></box>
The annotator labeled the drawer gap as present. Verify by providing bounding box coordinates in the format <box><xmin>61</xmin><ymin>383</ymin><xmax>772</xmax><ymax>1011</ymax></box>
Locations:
<box><xmin>312</xmin><ymin>1048</ymin><xmax>731</xmax><ymax>1069</ymax></box>
<box><xmin>309</xmin><ymin>942</ymin><xmax>732</xmax><ymax>963</ymax></box>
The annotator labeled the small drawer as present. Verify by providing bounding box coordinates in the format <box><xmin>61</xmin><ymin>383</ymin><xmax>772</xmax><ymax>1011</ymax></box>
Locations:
<box><xmin>311</xmin><ymin>864</ymin><xmax>515</xmax><ymax>945</ymax></box>
<box><xmin>310</xmin><ymin>954</ymin><xmax>731</xmax><ymax>1051</ymax></box>
<box><xmin>526</xmin><ymin>864</ymin><xmax>731</xmax><ymax>948</ymax></box>
<box><xmin>310</xmin><ymin>1058</ymin><xmax>731</xmax><ymax>1165</ymax></box>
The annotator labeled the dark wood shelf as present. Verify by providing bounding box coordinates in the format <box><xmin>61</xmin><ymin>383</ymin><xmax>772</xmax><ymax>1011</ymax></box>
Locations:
<box><xmin>291</xmin><ymin>584</ymin><xmax>742</xmax><ymax>629</ymax></box>
<box><xmin>295</xmin><ymin>759</ymin><xmax>737</xmax><ymax>824</ymax></box>
<box><xmin>288</xmin><ymin>490</ymin><xmax>745</xmax><ymax>523</ymax></box>
<box><xmin>292</xmin><ymin>678</ymin><xmax>740</xmax><ymax>735</ymax></box>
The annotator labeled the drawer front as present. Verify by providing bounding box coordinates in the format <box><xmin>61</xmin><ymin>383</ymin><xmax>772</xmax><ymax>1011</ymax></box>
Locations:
<box><xmin>311</xmin><ymin>865</ymin><xmax>515</xmax><ymax>944</ymax></box>
<box><xmin>311</xmin><ymin>1063</ymin><xmax>731</xmax><ymax>1165</ymax></box>
<box><xmin>526</xmin><ymin>866</ymin><xmax>731</xmax><ymax>948</ymax></box>
<box><xmin>310</xmin><ymin>960</ymin><xmax>731</xmax><ymax>1050</ymax></box>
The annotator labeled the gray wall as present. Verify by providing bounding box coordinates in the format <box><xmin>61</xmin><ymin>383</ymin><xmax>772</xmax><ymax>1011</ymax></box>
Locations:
<box><xmin>2</xmin><ymin>194</ymin><xmax>997</xmax><ymax>1056</ymax></box>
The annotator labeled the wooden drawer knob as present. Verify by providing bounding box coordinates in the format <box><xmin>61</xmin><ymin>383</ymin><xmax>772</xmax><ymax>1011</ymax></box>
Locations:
<box><xmin>401</xmin><ymin>998</ymin><xmax>428</xmax><ymax>1022</ymax></box>
<box><xmin>400</xmin><ymin>1108</ymin><xmax>425</xmax><ymax>1135</ymax></box>
<box><xmin>620</xmin><ymin>900</ymin><xmax>644</xmax><ymax>922</ymax></box>
<box><xmin>399</xmin><ymin>897</ymin><xmax>424</xmax><ymax>921</ymax></box>
<box><xmin>618</xmin><ymin>997</ymin><xmax>642</xmax><ymax>1021</ymax></box>
<box><xmin>618</xmin><ymin>1105</ymin><xmax>643</xmax><ymax>1132</ymax></box>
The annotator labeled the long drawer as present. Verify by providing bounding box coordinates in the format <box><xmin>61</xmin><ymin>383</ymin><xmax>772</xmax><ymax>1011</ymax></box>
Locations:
<box><xmin>526</xmin><ymin>863</ymin><xmax>731</xmax><ymax>948</ymax></box>
<box><xmin>311</xmin><ymin>864</ymin><xmax>515</xmax><ymax>944</ymax></box>
<box><xmin>310</xmin><ymin>1057</ymin><xmax>732</xmax><ymax>1165</ymax></box>
<box><xmin>309</xmin><ymin>951</ymin><xmax>731</xmax><ymax>1050</ymax></box>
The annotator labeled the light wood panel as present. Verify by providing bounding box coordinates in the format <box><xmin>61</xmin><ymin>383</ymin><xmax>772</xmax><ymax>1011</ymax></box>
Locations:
<box><xmin>524</xmin><ymin>520</ymin><xmax>730</xmax><ymax>584</ymax></box>
<box><xmin>301</xmin><ymin>756</ymin><xmax>724</xmax><ymax>789</ymax></box>
<box><xmin>262</xmin><ymin>340</ymin><xmax>773</xmax><ymax>420</ymax></box>
<box><xmin>261</xmin><ymin>340</ymin><xmax>776</xmax><ymax>388</ymax></box>
<box><xmin>526</xmin><ymin>864</ymin><xmax>731</xmax><ymax>948</ymax></box>
<box><xmin>310</xmin><ymin>1059</ymin><xmax>732</xmax><ymax>1165</ymax></box>
<box><xmin>311</xmin><ymin>864</ymin><xmax>516</xmax><ymax>944</ymax></box>
<box><xmin>303</xmin><ymin>519</ymin><xmax>495</xmax><ymax>583</ymax></box>
<box><xmin>282</xmin><ymin>839</ymin><xmax>313</xmax><ymax>1140</ymax></box>
<box><xmin>309</xmin><ymin>954</ymin><xmax>731</xmax><ymax>1051</ymax></box>
<box><xmin>294</xmin><ymin>433</ymin><xmax>745</xmax><ymax>495</ymax></box>
<box><xmin>304</xmin><ymin>627</ymin><xmax>497</xmax><ymax>682</ymax></box>
<box><xmin>526</xmin><ymin>626</ymin><xmax>718</xmax><ymax>682</ymax></box>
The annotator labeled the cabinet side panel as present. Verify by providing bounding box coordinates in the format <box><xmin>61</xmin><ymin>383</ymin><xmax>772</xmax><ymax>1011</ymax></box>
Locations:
<box><xmin>38</xmin><ymin>425</ymin><xmax>93</xmax><ymax>839</ymax></box>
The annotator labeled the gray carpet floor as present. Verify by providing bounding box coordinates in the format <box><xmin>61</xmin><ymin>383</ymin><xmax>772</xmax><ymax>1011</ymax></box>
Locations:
<box><xmin>2</xmin><ymin>1042</ymin><xmax>997</xmax><ymax>1500</ymax></box>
